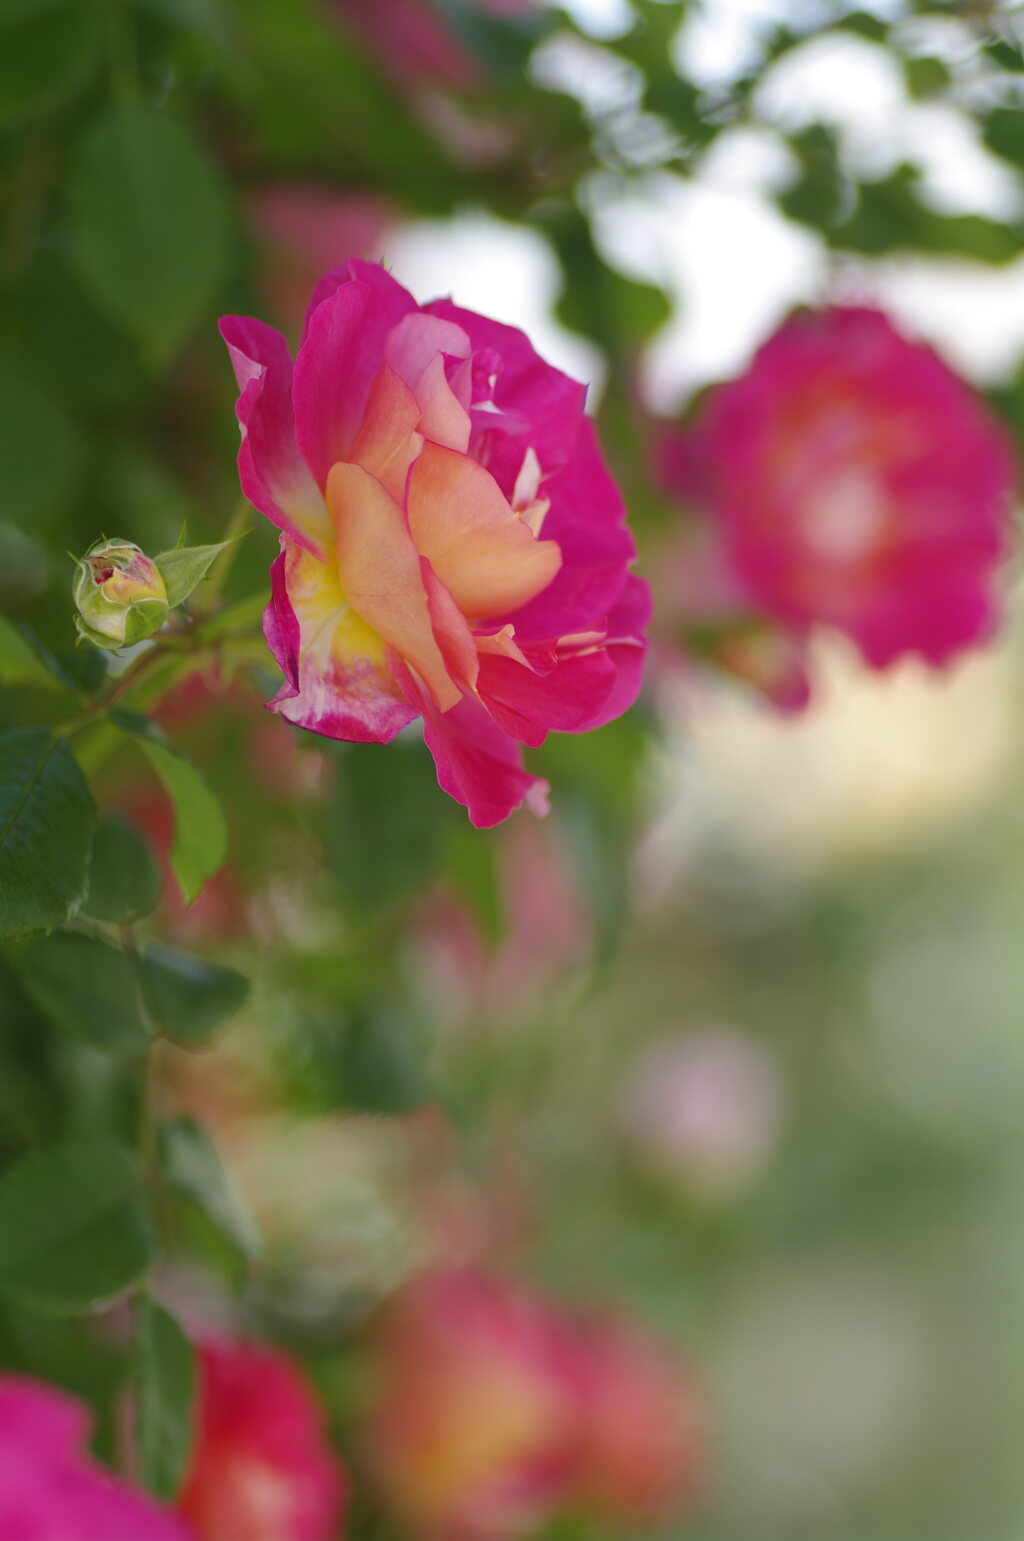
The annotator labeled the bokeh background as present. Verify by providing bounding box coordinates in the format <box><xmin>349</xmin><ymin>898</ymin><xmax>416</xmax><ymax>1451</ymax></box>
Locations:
<box><xmin>4</xmin><ymin>0</ymin><xmax>1024</xmax><ymax>1537</ymax></box>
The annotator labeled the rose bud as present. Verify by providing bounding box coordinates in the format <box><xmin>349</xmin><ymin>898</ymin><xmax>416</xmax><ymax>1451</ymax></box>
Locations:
<box><xmin>73</xmin><ymin>538</ymin><xmax>169</xmax><ymax>651</ymax></box>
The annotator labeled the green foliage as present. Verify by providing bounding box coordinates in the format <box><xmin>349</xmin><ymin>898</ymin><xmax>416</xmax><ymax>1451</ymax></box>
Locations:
<box><xmin>0</xmin><ymin>0</ymin><xmax>104</xmax><ymax>126</ymax></box>
<box><xmin>68</xmin><ymin>102</ymin><xmax>231</xmax><ymax>365</ymax></box>
<box><xmin>327</xmin><ymin>739</ymin><xmax>448</xmax><ymax>915</ymax></box>
<box><xmin>154</xmin><ymin>534</ymin><xmax>248</xmax><ymax>610</ymax></box>
<box><xmin>141</xmin><ymin>943</ymin><xmax>249</xmax><ymax>1047</ymax></box>
<box><xmin>134</xmin><ymin>1296</ymin><xmax>196</xmax><ymax>1501</ymax></box>
<box><xmin>0</xmin><ymin>1138</ymin><xmax>156</xmax><ymax>1313</ymax></box>
<box><xmin>120</xmin><ymin>724</ymin><xmax>229</xmax><ymax>904</ymax></box>
<box><xmin>0</xmin><ymin>730</ymin><xmax>96</xmax><ymax>941</ymax></box>
<box><xmin>159</xmin><ymin>1117</ymin><xmax>262</xmax><ymax>1257</ymax></box>
<box><xmin>0</xmin><ymin>355</ymin><xmax>83</xmax><ymax>533</ymax></box>
<box><xmin>11</xmin><ymin>932</ymin><xmax>150</xmax><ymax>1057</ymax></box>
<box><xmin>83</xmin><ymin>815</ymin><xmax>163</xmax><ymax>924</ymax></box>
<box><xmin>0</xmin><ymin>619</ymin><xmax>70</xmax><ymax>692</ymax></box>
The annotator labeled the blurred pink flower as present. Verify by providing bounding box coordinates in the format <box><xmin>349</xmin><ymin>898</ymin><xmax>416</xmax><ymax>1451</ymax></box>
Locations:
<box><xmin>330</xmin><ymin>0</ymin><xmax>534</xmax><ymax>94</ymax></box>
<box><xmin>367</xmin><ymin>1267</ymin><xmax>580</xmax><ymax>1540</ymax></box>
<box><xmin>221</xmin><ymin>259</ymin><xmax>647</xmax><ymax>826</ymax></box>
<box><xmin>177</xmin><ymin>1340</ymin><xmax>346</xmax><ymax>1541</ymax></box>
<box><xmin>569</xmin><ymin>1315</ymin><xmax>703</xmax><ymax>1525</ymax></box>
<box><xmin>0</xmin><ymin>1374</ymin><xmax>190</xmax><ymax>1541</ymax></box>
<box><xmin>658</xmin><ymin>305</ymin><xmax>1015</xmax><ymax>683</ymax></box>
<box><xmin>622</xmin><ymin>1029</ymin><xmax>786</xmax><ymax>1199</ymax></box>
<box><xmin>365</xmin><ymin>1266</ymin><xmax>702</xmax><ymax>1539</ymax></box>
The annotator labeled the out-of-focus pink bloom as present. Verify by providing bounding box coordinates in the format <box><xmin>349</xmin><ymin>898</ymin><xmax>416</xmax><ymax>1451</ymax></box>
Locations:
<box><xmin>221</xmin><ymin>260</ymin><xmax>646</xmax><ymax>826</ymax></box>
<box><xmin>177</xmin><ymin>1340</ymin><xmax>346</xmax><ymax>1541</ymax></box>
<box><xmin>570</xmin><ymin>1316</ymin><xmax>703</xmax><ymax>1525</ymax></box>
<box><xmin>622</xmin><ymin>1029</ymin><xmax>786</xmax><ymax>1199</ymax></box>
<box><xmin>412</xmin><ymin>817</ymin><xmax>592</xmax><ymax>1024</ymax></box>
<box><xmin>659</xmin><ymin>306</ymin><xmax>1015</xmax><ymax>680</ymax></box>
<box><xmin>332</xmin><ymin>0</ymin><xmax>480</xmax><ymax>91</ymax></box>
<box><xmin>249</xmin><ymin>187</ymin><xmax>396</xmax><ymax>333</ymax></box>
<box><xmin>0</xmin><ymin>1374</ymin><xmax>190</xmax><ymax>1541</ymax></box>
<box><xmin>366</xmin><ymin>1269</ymin><xmax>583</xmax><ymax>1540</ymax></box>
<box><xmin>365</xmin><ymin>1267</ymin><xmax>702</xmax><ymax>1539</ymax></box>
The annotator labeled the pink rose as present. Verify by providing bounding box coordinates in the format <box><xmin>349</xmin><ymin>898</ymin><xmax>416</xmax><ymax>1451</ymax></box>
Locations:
<box><xmin>177</xmin><ymin>1340</ymin><xmax>346</xmax><ymax>1541</ymax></box>
<box><xmin>568</xmin><ymin>1315</ymin><xmax>703</xmax><ymax>1525</ymax></box>
<box><xmin>365</xmin><ymin>1267</ymin><xmax>582</xmax><ymax>1540</ymax></box>
<box><xmin>365</xmin><ymin>1266</ymin><xmax>703</xmax><ymax>1539</ymax></box>
<box><xmin>0</xmin><ymin>1374</ymin><xmax>190</xmax><ymax>1541</ymax></box>
<box><xmin>221</xmin><ymin>260</ymin><xmax>647</xmax><ymax>826</ymax></box>
<box><xmin>659</xmin><ymin>305</ymin><xmax>1015</xmax><ymax>681</ymax></box>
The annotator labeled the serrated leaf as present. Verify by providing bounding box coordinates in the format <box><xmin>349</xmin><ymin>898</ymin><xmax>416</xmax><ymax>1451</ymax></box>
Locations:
<box><xmin>121</xmin><ymin>730</ymin><xmax>228</xmax><ymax>904</ymax></box>
<box><xmin>159</xmin><ymin>1117</ymin><xmax>261</xmax><ymax>1256</ymax></box>
<box><xmin>0</xmin><ymin>1138</ymin><xmax>156</xmax><ymax>1313</ymax></box>
<box><xmin>141</xmin><ymin>942</ymin><xmax>248</xmax><ymax>1047</ymax></box>
<box><xmin>154</xmin><ymin>535</ymin><xmax>246</xmax><ymax>610</ymax></box>
<box><xmin>68</xmin><ymin>101</ymin><xmax>231</xmax><ymax>364</ymax></box>
<box><xmin>0</xmin><ymin>617</ymin><xmax>70</xmax><ymax>691</ymax></box>
<box><xmin>135</xmin><ymin>1297</ymin><xmax>196</xmax><ymax>1501</ymax></box>
<box><xmin>83</xmin><ymin>814</ymin><xmax>163</xmax><ymax>923</ymax></box>
<box><xmin>0</xmin><ymin>729</ymin><xmax>96</xmax><ymax>940</ymax></box>
<box><xmin>0</xmin><ymin>0</ymin><xmax>104</xmax><ymax>126</ymax></box>
<box><xmin>12</xmin><ymin>931</ymin><xmax>150</xmax><ymax>1056</ymax></box>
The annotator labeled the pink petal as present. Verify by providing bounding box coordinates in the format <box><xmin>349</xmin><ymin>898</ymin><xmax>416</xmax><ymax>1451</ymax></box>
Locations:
<box><xmin>219</xmin><ymin>315</ymin><xmax>332</xmax><ymax>557</ymax></box>
<box><xmin>265</xmin><ymin>538</ymin><xmax>415</xmax><ymax>742</ymax></box>
<box><xmin>328</xmin><ymin>461</ymin><xmax>462</xmax><ymax>711</ymax></box>
<box><xmin>501</xmin><ymin>417</ymin><xmax>636</xmax><ymax>641</ymax></box>
<box><xmin>424</xmin><ymin>298</ymin><xmax>587</xmax><ymax>496</ymax></box>
<box><xmin>406</xmin><ymin>442</ymin><xmax>561</xmax><ymax>620</ymax></box>
<box><xmin>477</xmin><ymin>647</ymin><xmax>619</xmax><ymax>747</ymax></box>
<box><xmin>393</xmin><ymin>659</ymin><xmax>549</xmax><ymax>828</ymax></box>
<box><xmin>294</xmin><ymin>266</ymin><xmax>417</xmax><ymax>485</ymax></box>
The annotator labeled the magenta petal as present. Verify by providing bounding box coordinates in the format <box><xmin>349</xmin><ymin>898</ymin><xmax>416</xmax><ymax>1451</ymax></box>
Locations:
<box><xmin>507</xmin><ymin>417</ymin><xmax>636</xmax><ymax>642</ymax></box>
<box><xmin>392</xmin><ymin>658</ymin><xmax>549</xmax><ymax>828</ymax></box>
<box><xmin>595</xmin><ymin>573</ymin><xmax>651</xmax><ymax>723</ymax></box>
<box><xmin>425</xmin><ymin>297</ymin><xmax>587</xmax><ymax>498</ymax></box>
<box><xmin>294</xmin><ymin>267</ymin><xmax>417</xmax><ymax>483</ymax></box>
<box><xmin>477</xmin><ymin>649</ymin><xmax>619</xmax><ymax>747</ymax></box>
<box><xmin>219</xmin><ymin>315</ymin><xmax>331</xmax><ymax>557</ymax></box>
<box><xmin>0</xmin><ymin>1375</ymin><xmax>190</xmax><ymax>1541</ymax></box>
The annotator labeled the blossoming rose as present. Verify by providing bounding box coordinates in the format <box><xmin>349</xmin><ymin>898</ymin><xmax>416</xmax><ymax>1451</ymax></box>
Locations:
<box><xmin>221</xmin><ymin>259</ymin><xmax>648</xmax><ymax>827</ymax></box>
<box><xmin>658</xmin><ymin>305</ymin><xmax>1015</xmax><ymax>680</ymax></box>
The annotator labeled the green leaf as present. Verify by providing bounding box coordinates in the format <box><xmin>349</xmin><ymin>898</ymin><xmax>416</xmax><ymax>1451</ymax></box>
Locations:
<box><xmin>68</xmin><ymin>102</ymin><xmax>231</xmax><ymax>365</ymax></box>
<box><xmin>83</xmin><ymin>815</ymin><xmax>163</xmax><ymax>924</ymax></box>
<box><xmin>0</xmin><ymin>729</ymin><xmax>96</xmax><ymax>941</ymax></box>
<box><xmin>0</xmin><ymin>1138</ymin><xmax>156</xmax><ymax>1313</ymax></box>
<box><xmin>159</xmin><ymin>1117</ymin><xmax>261</xmax><ymax>1257</ymax></box>
<box><xmin>154</xmin><ymin>535</ymin><xmax>247</xmax><ymax>610</ymax></box>
<box><xmin>327</xmin><ymin>740</ymin><xmax>445</xmax><ymax>914</ymax></box>
<box><xmin>135</xmin><ymin>1297</ymin><xmax>196</xmax><ymax>1501</ymax></box>
<box><xmin>0</xmin><ymin>353</ymin><xmax>83</xmax><ymax>532</ymax></box>
<box><xmin>0</xmin><ymin>0</ymin><xmax>104</xmax><ymax>126</ymax></box>
<box><xmin>0</xmin><ymin>617</ymin><xmax>70</xmax><ymax>691</ymax></box>
<box><xmin>132</xmin><ymin>734</ymin><xmax>228</xmax><ymax>905</ymax></box>
<box><xmin>141</xmin><ymin>942</ymin><xmax>248</xmax><ymax>1047</ymax></box>
<box><xmin>12</xmin><ymin>931</ymin><xmax>150</xmax><ymax>1056</ymax></box>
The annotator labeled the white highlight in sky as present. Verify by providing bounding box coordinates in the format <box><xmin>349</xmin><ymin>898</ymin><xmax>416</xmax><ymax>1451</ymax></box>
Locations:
<box><xmin>385</xmin><ymin>212</ymin><xmax>607</xmax><ymax>400</ymax></box>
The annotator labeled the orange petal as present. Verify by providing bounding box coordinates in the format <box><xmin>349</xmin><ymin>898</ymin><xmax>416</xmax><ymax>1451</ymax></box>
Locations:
<box><xmin>350</xmin><ymin>364</ymin><xmax>423</xmax><ymax>503</ymax></box>
<box><xmin>407</xmin><ymin>443</ymin><xmax>562</xmax><ymax>621</ymax></box>
<box><xmin>329</xmin><ymin>460</ymin><xmax>462</xmax><ymax>712</ymax></box>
